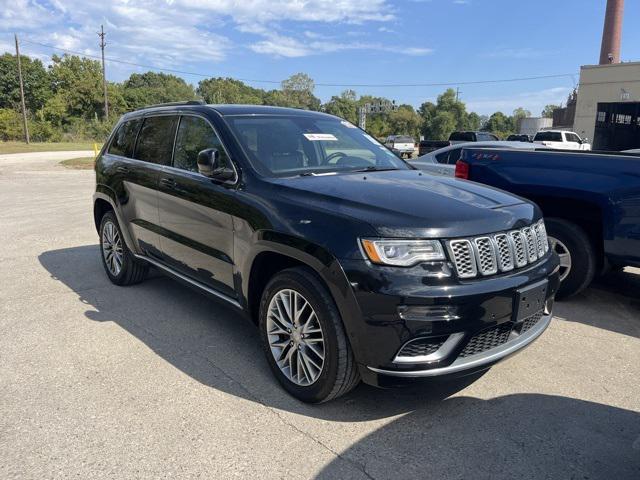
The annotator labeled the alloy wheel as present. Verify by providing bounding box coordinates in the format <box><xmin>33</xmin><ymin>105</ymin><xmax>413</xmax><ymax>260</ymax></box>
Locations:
<box><xmin>548</xmin><ymin>235</ymin><xmax>572</xmax><ymax>282</ymax></box>
<box><xmin>266</xmin><ymin>289</ymin><xmax>325</xmax><ymax>386</ymax></box>
<box><xmin>102</xmin><ymin>220</ymin><xmax>124</xmax><ymax>277</ymax></box>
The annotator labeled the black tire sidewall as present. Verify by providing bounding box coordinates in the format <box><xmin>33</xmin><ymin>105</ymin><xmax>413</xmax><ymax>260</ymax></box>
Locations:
<box><xmin>258</xmin><ymin>269</ymin><xmax>342</xmax><ymax>403</ymax></box>
<box><xmin>546</xmin><ymin>218</ymin><xmax>595</xmax><ymax>299</ymax></box>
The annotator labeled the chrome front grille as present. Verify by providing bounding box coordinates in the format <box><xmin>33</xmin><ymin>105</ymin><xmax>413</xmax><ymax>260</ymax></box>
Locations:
<box><xmin>446</xmin><ymin>220</ymin><xmax>549</xmax><ymax>279</ymax></box>
<box><xmin>448</xmin><ymin>239</ymin><xmax>477</xmax><ymax>278</ymax></box>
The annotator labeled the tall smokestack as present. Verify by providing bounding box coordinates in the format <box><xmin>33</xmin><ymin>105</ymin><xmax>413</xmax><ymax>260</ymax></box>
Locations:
<box><xmin>599</xmin><ymin>0</ymin><xmax>624</xmax><ymax>64</ymax></box>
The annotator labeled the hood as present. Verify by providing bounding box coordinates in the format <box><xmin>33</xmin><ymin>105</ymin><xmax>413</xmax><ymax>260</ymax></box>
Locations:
<box><xmin>268</xmin><ymin>170</ymin><xmax>538</xmax><ymax>238</ymax></box>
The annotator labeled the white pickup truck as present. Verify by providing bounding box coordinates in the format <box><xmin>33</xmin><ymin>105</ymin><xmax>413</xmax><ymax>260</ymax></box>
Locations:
<box><xmin>533</xmin><ymin>130</ymin><xmax>591</xmax><ymax>150</ymax></box>
<box><xmin>384</xmin><ymin>135</ymin><xmax>415</xmax><ymax>158</ymax></box>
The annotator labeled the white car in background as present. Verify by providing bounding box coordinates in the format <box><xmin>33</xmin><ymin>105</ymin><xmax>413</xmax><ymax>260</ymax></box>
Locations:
<box><xmin>384</xmin><ymin>135</ymin><xmax>416</xmax><ymax>158</ymax></box>
<box><xmin>411</xmin><ymin>141</ymin><xmax>542</xmax><ymax>177</ymax></box>
<box><xmin>533</xmin><ymin>130</ymin><xmax>591</xmax><ymax>150</ymax></box>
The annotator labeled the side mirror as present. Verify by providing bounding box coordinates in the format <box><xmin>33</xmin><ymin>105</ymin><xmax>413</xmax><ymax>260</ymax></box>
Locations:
<box><xmin>197</xmin><ymin>148</ymin><xmax>235</xmax><ymax>181</ymax></box>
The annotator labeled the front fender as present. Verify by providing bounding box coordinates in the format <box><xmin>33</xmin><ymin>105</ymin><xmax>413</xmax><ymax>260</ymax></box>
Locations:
<box><xmin>237</xmin><ymin>230</ymin><xmax>367</xmax><ymax>364</ymax></box>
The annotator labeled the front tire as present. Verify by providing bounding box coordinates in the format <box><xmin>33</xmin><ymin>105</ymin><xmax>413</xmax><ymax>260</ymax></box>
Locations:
<box><xmin>545</xmin><ymin>218</ymin><xmax>596</xmax><ymax>299</ymax></box>
<box><xmin>99</xmin><ymin>211</ymin><xmax>148</xmax><ymax>286</ymax></box>
<box><xmin>259</xmin><ymin>267</ymin><xmax>360</xmax><ymax>403</ymax></box>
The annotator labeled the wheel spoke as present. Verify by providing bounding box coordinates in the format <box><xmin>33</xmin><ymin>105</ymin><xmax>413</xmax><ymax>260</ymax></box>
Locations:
<box><xmin>266</xmin><ymin>288</ymin><xmax>325</xmax><ymax>387</ymax></box>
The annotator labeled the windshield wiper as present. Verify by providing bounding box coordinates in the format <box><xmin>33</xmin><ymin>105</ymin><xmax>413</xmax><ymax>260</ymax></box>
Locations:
<box><xmin>352</xmin><ymin>166</ymin><xmax>398</xmax><ymax>173</ymax></box>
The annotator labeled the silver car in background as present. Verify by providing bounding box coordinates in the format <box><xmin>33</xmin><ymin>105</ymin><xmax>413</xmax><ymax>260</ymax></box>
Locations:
<box><xmin>411</xmin><ymin>141</ymin><xmax>543</xmax><ymax>176</ymax></box>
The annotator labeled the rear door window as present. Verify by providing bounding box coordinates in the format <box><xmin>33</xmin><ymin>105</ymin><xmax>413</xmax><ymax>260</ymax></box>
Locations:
<box><xmin>173</xmin><ymin>116</ymin><xmax>231</xmax><ymax>173</ymax></box>
<box><xmin>134</xmin><ymin>115</ymin><xmax>179</xmax><ymax>165</ymax></box>
<box><xmin>534</xmin><ymin>132</ymin><xmax>562</xmax><ymax>142</ymax></box>
<box><xmin>435</xmin><ymin>150</ymin><xmax>450</xmax><ymax>164</ymax></box>
<box><xmin>108</xmin><ymin>119</ymin><xmax>142</xmax><ymax>158</ymax></box>
<box><xmin>446</xmin><ymin>148</ymin><xmax>462</xmax><ymax>164</ymax></box>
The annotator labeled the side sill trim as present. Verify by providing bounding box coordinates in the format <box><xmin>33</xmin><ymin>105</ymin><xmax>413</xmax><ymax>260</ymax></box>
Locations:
<box><xmin>134</xmin><ymin>254</ymin><xmax>242</xmax><ymax>309</ymax></box>
<box><xmin>368</xmin><ymin>312</ymin><xmax>552</xmax><ymax>378</ymax></box>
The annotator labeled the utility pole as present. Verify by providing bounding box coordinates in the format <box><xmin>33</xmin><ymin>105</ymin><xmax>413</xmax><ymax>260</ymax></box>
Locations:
<box><xmin>98</xmin><ymin>25</ymin><xmax>109</xmax><ymax>121</ymax></box>
<box><xmin>455</xmin><ymin>87</ymin><xmax>461</xmax><ymax>102</ymax></box>
<box><xmin>14</xmin><ymin>34</ymin><xmax>30</xmax><ymax>144</ymax></box>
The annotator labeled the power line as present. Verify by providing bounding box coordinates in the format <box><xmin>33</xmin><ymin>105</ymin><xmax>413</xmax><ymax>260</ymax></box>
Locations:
<box><xmin>21</xmin><ymin>37</ymin><xmax>577</xmax><ymax>89</ymax></box>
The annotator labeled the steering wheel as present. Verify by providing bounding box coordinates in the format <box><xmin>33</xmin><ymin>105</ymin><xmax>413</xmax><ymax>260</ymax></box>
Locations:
<box><xmin>325</xmin><ymin>151</ymin><xmax>347</xmax><ymax>164</ymax></box>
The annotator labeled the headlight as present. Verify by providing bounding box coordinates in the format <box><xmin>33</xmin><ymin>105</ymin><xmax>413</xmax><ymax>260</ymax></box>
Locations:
<box><xmin>361</xmin><ymin>239</ymin><xmax>445</xmax><ymax>267</ymax></box>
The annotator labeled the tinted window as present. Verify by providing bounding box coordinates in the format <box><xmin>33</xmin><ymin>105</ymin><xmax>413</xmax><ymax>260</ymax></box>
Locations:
<box><xmin>134</xmin><ymin>115</ymin><xmax>178</xmax><ymax>165</ymax></box>
<box><xmin>226</xmin><ymin>115</ymin><xmax>408</xmax><ymax>177</ymax></box>
<box><xmin>565</xmin><ymin>133</ymin><xmax>581</xmax><ymax>143</ymax></box>
<box><xmin>394</xmin><ymin>136</ymin><xmax>414</xmax><ymax>143</ymax></box>
<box><xmin>173</xmin><ymin>116</ymin><xmax>230</xmax><ymax>173</ymax></box>
<box><xmin>534</xmin><ymin>131</ymin><xmax>562</xmax><ymax>142</ymax></box>
<box><xmin>435</xmin><ymin>151</ymin><xmax>449</xmax><ymax>164</ymax></box>
<box><xmin>449</xmin><ymin>132</ymin><xmax>475</xmax><ymax>141</ymax></box>
<box><xmin>446</xmin><ymin>148</ymin><xmax>462</xmax><ymax>165</ymax></box>
<box><xmin>108</xmin><ymin>119</ymin><xmax>141</xmax><ymax>158</ymax></box>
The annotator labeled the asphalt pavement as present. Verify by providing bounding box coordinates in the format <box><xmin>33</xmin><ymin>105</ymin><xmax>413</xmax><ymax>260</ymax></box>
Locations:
<box><xmin>1</xmin><ymin>152</ymin><xmax>639</xmax><ymax>479</ymax></box>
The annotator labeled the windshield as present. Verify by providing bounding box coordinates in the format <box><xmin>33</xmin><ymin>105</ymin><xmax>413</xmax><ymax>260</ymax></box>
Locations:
<box><xmin>225</xmin><ymin>115</ymin><xmax>410</xmax><ymax>177</ymax></box>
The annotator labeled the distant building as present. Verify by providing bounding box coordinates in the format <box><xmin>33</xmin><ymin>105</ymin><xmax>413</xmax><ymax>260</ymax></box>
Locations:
<box><xmin>569</xmin><ymin>0</ymin><xmax>639</xmax><ymax>150</ymax></box>
<box><xmin>573</xmin><ymin>61</ymin><xmax>640</xmax><ymax>150</ymax></box>
<box><xmin>552</xmin><ymin>90</ymin><xmax>577</xmax><ymax>130</ymax></box>
<box><xmin>519</xmin><ymin>117</ymin><xmax>552</xmax><ymax>136</ymax></box>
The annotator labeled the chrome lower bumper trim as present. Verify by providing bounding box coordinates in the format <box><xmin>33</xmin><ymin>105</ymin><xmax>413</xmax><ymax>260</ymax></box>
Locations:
<box><xmin>368</xmin><ymin>312</ymin><xmax>552</xmax><ymax>378</ymax></box>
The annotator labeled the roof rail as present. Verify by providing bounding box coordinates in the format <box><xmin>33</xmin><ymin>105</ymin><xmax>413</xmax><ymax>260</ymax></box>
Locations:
<box><xmin>135</xmin><ymin>100</ymin><xmax>206</xmax><ymax>111</ymax></box>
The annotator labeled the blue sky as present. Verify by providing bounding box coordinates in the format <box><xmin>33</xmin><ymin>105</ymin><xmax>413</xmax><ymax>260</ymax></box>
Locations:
<box><xmin>2</xmin><ymin>0</ymin><xmax>639</xmax><ymax>116</ymax></box>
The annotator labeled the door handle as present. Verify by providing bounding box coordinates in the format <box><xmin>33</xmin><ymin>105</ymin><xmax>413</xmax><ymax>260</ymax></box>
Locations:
<box><xmin>116</xmin><ymin>166</ymin><xmax>130</xmax><ymax>174</ymax></box>
<box><xmin>160</xmin><ymin>177</ymin><xmax>177</xmax><ymax>189</ymax></box>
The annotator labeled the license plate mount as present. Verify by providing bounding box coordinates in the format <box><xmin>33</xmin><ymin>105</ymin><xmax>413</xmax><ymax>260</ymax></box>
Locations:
<box><xmin>514</xmin><ymin>280</ymin><xmax>548</xmax><ymax>322</ymax></box>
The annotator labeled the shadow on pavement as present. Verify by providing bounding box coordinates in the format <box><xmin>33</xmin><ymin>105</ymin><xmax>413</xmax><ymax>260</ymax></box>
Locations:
<box><xmin>317</xmin><ymin>394</ymin><xmax>640</xmax><ymax>479</ymax></box>
<box><xmin>553</xmin><ymin>268</ymin><xmax>640</xmax><ymax>339</ymax></box>
<box><xmin>38</xmin><ymin>245</ymin><xmax>640</xmax><ymax>478</ymax></box>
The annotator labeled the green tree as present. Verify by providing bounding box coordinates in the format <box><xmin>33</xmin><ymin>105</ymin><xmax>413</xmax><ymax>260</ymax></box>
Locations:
<box><xmin>429</xmin><ymin>111</ymin><xmax>457</xmax><ymax>140</ymax></box>
<box><xmin>418</xmin><ymin>89</ymin><xmax>472</xmax><ymax>139</ymax></box>
<box><xmin>197</xmin><ymin>77</ymin><xmax>265</xmax><ymax>104</ymax></box>
<box><xmin>122</xmin><ymin>71</ymin><xmax>195</xmax><ymax>110</ymax></box>
<box><xmin>280</xmin><ymin>72</ymin><xmax>321</xmax><ymax>110</ymax></box>
<box><xmin>48</xmin><ymin>54</ymin><xmax>105</xmax><ymax>120</ymax></box>
<box><xmin>387</xmin><ymin>105</ymin><xmax>421</xmax><ymax>139</ymax></box>
<box><xmin>0</xmin><ymin>53</ymin><xmax>51</xmax><ymax>112</ymax></box>
<box><xmin>323</xmin><ymin>90</ymin><xmax>358</xmax><ymax>124</ymax></box>
<box><xmin>482</xmin><ymin>111</ymin><xmax>514</xmax><ymax>138</ymax></box>
<box><xmin>511</xmin><ymin>107</ymin><xmax>531</xmax><ymax>132</ymax></box>
<box><xmin>541</xmin><ymin>104</ymin><xmax>559</xmax><ymax>118</ymax></box>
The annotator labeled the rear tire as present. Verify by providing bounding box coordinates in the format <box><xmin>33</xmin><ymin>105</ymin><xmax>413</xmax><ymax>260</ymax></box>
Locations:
<box><xmin>545</xmin><ymin>218</ymin><xmax>595</xmax><ymax>299</ymax></box>
<box><xmin>99</xmin><ymin>211</ymin><xmax>148</xmax><ymax>286</ymax></box>
<box><xmin>258</xmin><ymin>267</ymin><xmax>360</xmax><ymax>403</ymax></box>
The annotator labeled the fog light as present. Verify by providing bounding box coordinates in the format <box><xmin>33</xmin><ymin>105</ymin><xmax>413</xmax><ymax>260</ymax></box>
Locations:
<box><xmin>397</xmin><ymin>305</ymin><xmax>460</xmax><ymax>322</ymax></box>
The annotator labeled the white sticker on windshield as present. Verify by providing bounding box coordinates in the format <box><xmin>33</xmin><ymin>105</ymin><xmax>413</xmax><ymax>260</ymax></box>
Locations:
<box><xmin>303</xmin><ymin>133</ymin><xmax>338</xmax><ymax>141</ymax></box>
<box><xmin>362</xmin><ymin>133</ymin><xmax>379</xmax><ymax>144</ymax></box>
<box><xmin>341</xmin><ymin>120</ymin><xmax>357</xmax><ymax>129</ymax></box>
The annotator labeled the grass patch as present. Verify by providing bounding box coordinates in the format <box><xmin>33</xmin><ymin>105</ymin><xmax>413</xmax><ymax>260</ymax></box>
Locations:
<box><xmin>0</xmin><ymin>141</ymin><xmax>99</xmax><ymax>155</ymax></box>
<box><xmin>59</xmin><ymin>157</ymin><xmax>95</xmax><ymax>170</ymax></box>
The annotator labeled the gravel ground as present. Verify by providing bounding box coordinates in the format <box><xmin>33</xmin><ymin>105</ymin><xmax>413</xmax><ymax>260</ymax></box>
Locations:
<box><xmin>1</xmin><ymin>152</ymin><xmax>639</xmax><ymax>479</ymax></box>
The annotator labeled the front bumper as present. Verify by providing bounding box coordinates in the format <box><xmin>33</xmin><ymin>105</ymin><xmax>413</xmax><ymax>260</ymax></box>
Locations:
<box><xmin>337</xmin><ymin>252</ymin><xmax>560</xmax><ymax>386</ymax></box>
<box><xmin>368</xmin><ymin>310</ymin><xmax>551</xmax><ymax>378</ymax></box>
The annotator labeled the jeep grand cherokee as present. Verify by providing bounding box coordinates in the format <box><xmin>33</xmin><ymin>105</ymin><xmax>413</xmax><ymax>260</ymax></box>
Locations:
<box><xmin>93</xmin><ymin>102</ymin><xmax>560</xmax><ymax>403</ymax></box>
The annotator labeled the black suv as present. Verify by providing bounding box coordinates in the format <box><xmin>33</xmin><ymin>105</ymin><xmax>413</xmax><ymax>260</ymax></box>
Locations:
<box><xmin>94</xmin><ymin>102</ymin><xmax>560</xmax><ymax>403</ymax></box>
